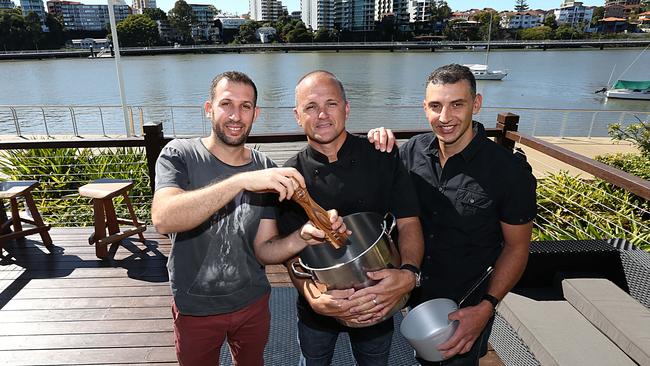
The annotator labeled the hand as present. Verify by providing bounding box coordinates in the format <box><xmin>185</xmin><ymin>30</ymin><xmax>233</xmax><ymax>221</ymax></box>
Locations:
<box><xmin>299</xmin><ymin>209</ymin><xmax>350</xmax><ymax>245</ymax></box>
<box><xmin>308</xmin><ymin>286</ymin><xmax>380</xmax><ymax>324</ymax></box>
<box><xmin>367</xmin><ymin>127</ymin><xmax>396</xmax><ymax>153</ymax></box>
<box><xmin>240</xmin><ymin>167</ymin><xmax>305</xmax><ymax>201</ymax></box>
<box><xmin>437</xmin><ymin>301</ymin><xmax>493</xmax><ymax>359</ymax></box>
<box><xmin>347</xmin><ymin>268</ymin><xmax>415</xmax><ymax>323</ymax></box>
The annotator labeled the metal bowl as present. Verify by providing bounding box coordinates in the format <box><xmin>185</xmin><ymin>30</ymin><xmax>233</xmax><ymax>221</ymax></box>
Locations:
<box><xmin>400</xmin><ymin>298</ymin><xmax>459</xmax><ymax>362</ymax></box>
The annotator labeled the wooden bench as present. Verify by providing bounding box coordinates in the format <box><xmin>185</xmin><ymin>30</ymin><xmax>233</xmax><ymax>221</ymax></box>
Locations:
<box><xmin>78</xmin><ymin>179</ymin><xmax>146</xmax><ymax>259</ymax></box>
<box><xmin>0</xmin><ymin>180</ymin><xmax>52</xmax><ymax>252</ymax></box>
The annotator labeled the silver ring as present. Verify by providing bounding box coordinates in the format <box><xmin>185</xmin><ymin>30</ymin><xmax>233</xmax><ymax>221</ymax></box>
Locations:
<box><xmin>372</xmin><ymin>299</ymin><xmax>378</xmax><ymax>306</ymax></box>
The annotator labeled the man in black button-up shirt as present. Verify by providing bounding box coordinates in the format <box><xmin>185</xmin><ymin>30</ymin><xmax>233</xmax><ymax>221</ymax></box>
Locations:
<box><xmin>374</xmin><ymin>64</ymin><xmax>537</xmax><ymax>365</ymax></box>
<box><xmin>278</xmin><ymin>70</ymin><xmax>425</xmax><ymax>366</ymax></box>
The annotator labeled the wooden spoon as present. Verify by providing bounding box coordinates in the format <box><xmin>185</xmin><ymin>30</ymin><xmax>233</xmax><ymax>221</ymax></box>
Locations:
<box><xmin>290</xmin><ymin>177</ymin><xmax>349</xmax><ymax>249</ymax></box>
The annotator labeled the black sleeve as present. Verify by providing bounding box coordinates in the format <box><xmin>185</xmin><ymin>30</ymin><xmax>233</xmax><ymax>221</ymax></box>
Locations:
<box><xmin>499</xmin><ymin>158</ymin><xmax>537</xmax><ymax>225</ymax></box>
<box><xmin>388</xmin><ymin>146</ymin><xmax>421</xmax><ymax>219</ymax></box>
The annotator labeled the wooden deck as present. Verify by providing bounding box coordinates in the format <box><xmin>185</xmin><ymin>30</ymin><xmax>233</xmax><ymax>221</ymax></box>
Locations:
<box><xmin>0</xmin><ymin>228</ymin><xmax>503</xmax><ymax>365</ymax></box>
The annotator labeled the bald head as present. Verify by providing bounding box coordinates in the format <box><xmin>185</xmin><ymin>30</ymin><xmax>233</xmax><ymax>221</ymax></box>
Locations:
<box><xmin>295</xmin><ymin>70</ymin><xmax>347</xmax><ymax>106</ymax></box>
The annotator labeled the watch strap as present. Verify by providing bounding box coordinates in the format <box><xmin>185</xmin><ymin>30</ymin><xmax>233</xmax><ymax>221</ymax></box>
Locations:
<box><xmin>400</xmin><ymin>264</ymin><xmax>421</xmax><ymax>287</ymax></box>
<box><xmin>482</xmin><ymin>293</ymin><xmax>499</xmax><ymax>311</ymax></box>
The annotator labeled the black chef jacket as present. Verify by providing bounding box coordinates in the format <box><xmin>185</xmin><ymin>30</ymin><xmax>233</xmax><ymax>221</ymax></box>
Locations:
<box><xmin>278</xmin><ymin>132</ymin><xmax>420</xmax><ymax>332</ymax></box>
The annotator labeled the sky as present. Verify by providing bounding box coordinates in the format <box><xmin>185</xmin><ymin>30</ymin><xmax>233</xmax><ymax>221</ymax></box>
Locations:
<box><xmin>49</xmin><ymin>0</ymin><xmax>605</xmax><ymax>14</ymax></box>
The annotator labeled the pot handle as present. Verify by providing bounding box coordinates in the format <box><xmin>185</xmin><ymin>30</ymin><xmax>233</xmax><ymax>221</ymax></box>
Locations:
<box><xmin>383</xmin><ymin>212</ymin><xmax>397</xmax><ymax>236</ymax></box>
<box><xmin>290</xmin><ymin>261</ymin><xmax>314</xmax><ymax>279</ymax></box>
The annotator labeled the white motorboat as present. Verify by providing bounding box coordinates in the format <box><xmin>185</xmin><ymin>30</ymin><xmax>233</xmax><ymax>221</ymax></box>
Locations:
<box><xmin>463</xmin><ymin>63</ymin><xmax>508</xmax><ymax>80</ymax></box>
<box><xmin>604</xmin><ymin>80</ymin><xmax>650</xmax><ymax>100</ymax></box>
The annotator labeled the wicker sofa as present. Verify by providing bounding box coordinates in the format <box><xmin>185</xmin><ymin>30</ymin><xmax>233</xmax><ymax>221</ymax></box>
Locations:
<box><xmin>489</xmin><ymin>239</ymin><xmax>650</xmax><ymax>366</ymax></box>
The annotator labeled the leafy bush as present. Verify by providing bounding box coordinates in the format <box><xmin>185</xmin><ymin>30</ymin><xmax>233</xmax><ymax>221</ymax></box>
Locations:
<box><xmin>534</xmin><ymin>171</ymin><xmax>650</xmax><ymax>250</ymax></box>
<box><xmin>608</xmin><ymin>117</ymin><xmax>650</xmax><ymax>157</ymax></box>
<box><xmin>0</xmin><ymin>147</ymin><xmax>150</xmax><ymax>227</ymax></box>
<box><xmin>596</xmin><ymin>153</ymin><xmax>650</xmax><ymax>180</ymax></box>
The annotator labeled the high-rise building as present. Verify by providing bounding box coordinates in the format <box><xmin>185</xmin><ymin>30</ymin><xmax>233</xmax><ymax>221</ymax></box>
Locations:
<box><xmin>131</xmin><ymin>0</ymin><xmax>155</xmax><ymax>14</ymax></box>
<box><xmin>554</xmin><ymin>1</ymin><xmax>594</xmax><ymax>30</ymax></box>
<box><xmin>20</xmin><ymin>0</ymin><xmax>46</xmax><ymax>20</ymax></box>
<box><xmin>190</xmin><ymin>3</ymin><xmax>216</xmax><ymax>41</ymax></box>
<box><xmin>336</xmin><ymin>0</ymin><xmax>375</xmax><ymax>31</ymax></box>
<box><xmin>0</xmin><ymin>0</ymin><xmax>15</xmax><ymax>9</ymax></box>
<box><xmin>250</xmin><ymin>0</ymin><xmax>286</xmax><ymax>21</ymax></box>
<box><xmin>301</xmin><ymin>0</ymin><xmax>335</xmax><ymax>30</ymax></box>
<box><xmin>407</xmin><ymin>0</ymin><xmax>431</xmax><ymax>22</ymax></box>
<box><xmin>46</xmin><ymin>0</ymin><xmax>131</xmax><ymax>31</ymax></box>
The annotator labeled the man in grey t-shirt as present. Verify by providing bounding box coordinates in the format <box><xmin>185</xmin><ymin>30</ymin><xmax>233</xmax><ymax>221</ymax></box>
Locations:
<box><xmin>152</xmin><ymin>71</ymin><xmax>347</xmax><ymax>366</ymax></box>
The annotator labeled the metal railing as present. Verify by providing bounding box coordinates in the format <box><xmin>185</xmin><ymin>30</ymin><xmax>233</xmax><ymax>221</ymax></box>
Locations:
<box><xmin>1</xmin><ymin>104</ymin><xmax>648</xmax><ymax>140</ymax></box>
<box><xmin>0</xmin><ymin>113</ymin><xmax>648</xmax><ymax>249</ymax></box>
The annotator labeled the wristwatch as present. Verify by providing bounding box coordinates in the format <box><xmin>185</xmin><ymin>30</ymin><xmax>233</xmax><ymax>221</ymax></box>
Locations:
<box><xmin>482</xmin><ymin>293</ymin><xmax>499</xmax><ymax>312</ymax></box>
<box><xmin>400</xmin><ymin>264</ymin><xmax>421</xmax><ymax>288</ymax></box>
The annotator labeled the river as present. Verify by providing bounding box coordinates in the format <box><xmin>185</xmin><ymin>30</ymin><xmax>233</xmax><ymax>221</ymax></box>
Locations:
<box><xmin>1</xmin><ymin>48</ymin><xmax>649</xmax><ymax>137</ymax></box>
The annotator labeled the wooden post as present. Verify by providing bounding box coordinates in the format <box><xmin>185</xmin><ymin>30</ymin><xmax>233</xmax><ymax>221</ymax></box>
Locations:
<box><xmin>496</xmin><ymin>113</ymin><xmax>520</xmax><ymax>152</ymax></box>
<box><xmin>143</xmin><ymin>122</ymin><xmax>165</xmax><ymax>194</ymax></box>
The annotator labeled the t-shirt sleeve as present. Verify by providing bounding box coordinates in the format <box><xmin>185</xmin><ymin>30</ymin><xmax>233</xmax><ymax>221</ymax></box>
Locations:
<box><xmin>389</xmin><ymin>146</ymin><xmax>421</xmax><ymax>219</ymax></box>
<box><xmin>155</xmin><ymin>144</ymin><xmax>189</xmax><ymax>192</ymax></box>
<box><xmin>499</xmin><ymin>158</ymin><xmax>537</xmax><ymax>225</ymax></box>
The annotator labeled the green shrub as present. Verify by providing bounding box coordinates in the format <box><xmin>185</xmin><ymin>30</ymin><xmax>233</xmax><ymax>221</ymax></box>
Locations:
<box><xmin>0</xmin><ymin>147</ymin><xmax>150</xmax><ymax>227</ymax></box>
<box><xmin>608</xmin><ymin>118</ymin><xmax>650</xmax><ymax>157</ymax></box>
<box><xmin>534</xmin><ymin>171</ymin><xmax>650</xmax><ymax>250</ymax></box>
<box><xmin>595</xmin><ymin>153</ymin><xmax>650</xmax><ymax>180</ymax></box>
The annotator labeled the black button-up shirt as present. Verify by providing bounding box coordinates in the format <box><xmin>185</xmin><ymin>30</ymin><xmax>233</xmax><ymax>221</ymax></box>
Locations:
<box><xmin>278</xmin><ymin>132</ymin><xmax>420</xmax><ymax>331</ymax></box>
<box><xmin>400</xmin><ymin>122</ymin><xmax>537</xmax><ymax>306</ymax></box>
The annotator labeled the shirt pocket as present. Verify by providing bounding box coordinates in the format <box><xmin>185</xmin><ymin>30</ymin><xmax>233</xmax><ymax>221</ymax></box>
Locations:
<box><xmin>456</xmin><ymin>188</ymin><xmax>492</xmax><ymax>216</ymax></box>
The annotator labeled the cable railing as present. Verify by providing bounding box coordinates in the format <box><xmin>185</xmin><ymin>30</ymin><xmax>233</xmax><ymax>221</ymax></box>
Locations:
<box><xmin>1</xmin><ymin>104</ymin><xmax>649</xmax><ymax>140</ymax></box>
<box><xmin>0</xmin><ymin>113</ymin><xmax>647</xmax><ymax>250</ymax></box>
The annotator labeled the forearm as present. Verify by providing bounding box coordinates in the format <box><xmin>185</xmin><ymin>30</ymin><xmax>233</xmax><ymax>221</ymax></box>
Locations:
<box><xmin>152</xmin><ymin>174</ymin><xmax>246</xmax><ymax>234</ymax></box>
<box><xmin>395</xmin><ymin>217</ymin><xmax>424</xmax><ymax>267</ymax></box>
<box><xmin>486</xmin><ymin>222</ymin><xmax>533</xmax><ymax>300</ymax></box>
<box><xmin>256</xmin><ymin>231</ymin><xmax>308</xmax><ymax>265</ymax></box>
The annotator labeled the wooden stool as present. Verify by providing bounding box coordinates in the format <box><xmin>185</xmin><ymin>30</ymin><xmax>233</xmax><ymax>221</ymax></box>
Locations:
<box><xmin>78</xmin><ymin>179</ymin><xmax>146</xmax><ymax>259</ymax></box>
<box><xmin>0</xmin><ymin>180</ymin><xmax>53</xmax><ymax>251</ymax></box>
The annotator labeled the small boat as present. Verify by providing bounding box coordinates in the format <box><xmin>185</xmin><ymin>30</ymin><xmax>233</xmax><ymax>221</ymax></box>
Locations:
<box><xmin>462</xmin><ymin>17</ymin><xmax>506</xmax><ymax>81</ymax></box>
<box><xmin>604</xmin><ymin>80</ymin><xmax>650</xmax><ymax>100</ymax></box>
<box><xmin>463</xmin><ymin>63</ymin><xmax>508</xmax><ymax>80</ymax></box>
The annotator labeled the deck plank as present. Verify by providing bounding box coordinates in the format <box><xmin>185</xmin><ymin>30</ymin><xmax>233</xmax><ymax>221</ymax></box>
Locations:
<box><xmin>0</xmin><ymin>227</ymin><xmax>502</xmax><ymax>365</ymax></box>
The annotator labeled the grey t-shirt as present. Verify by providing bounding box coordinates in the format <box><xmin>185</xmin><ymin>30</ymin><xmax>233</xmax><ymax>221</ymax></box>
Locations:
<box><xmin>155</xmin><ymin>138</ymin><xmax>276</xmax><ymax>316</ymax></box>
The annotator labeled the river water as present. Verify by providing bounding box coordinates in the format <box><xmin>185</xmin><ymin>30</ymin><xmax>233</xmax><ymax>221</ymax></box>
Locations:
<box><xmin>1</xmin><ymin>48</ymin><xmax>649</xmax><ymax>137</ymax></box>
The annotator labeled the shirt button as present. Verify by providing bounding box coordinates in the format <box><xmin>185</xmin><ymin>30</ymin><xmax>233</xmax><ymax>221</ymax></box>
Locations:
<box><xmin>428</xmin><ymin>234</ymin><xmax>434</xmax><ymax>239</ymax></box>
<box><xmin>357</xmin><ymin>199</ymin><xmax>364</xmax><ymax>205</ymax></box>
<box><xmin>313</xmin><ymin>169</ymin><xmax>319</xmax><ymax>176</ymax></box>
<box><xmin>438</xmin><ymin>187</ymin><xmax>444</xmax><ymax>192</ymax></box>
<box><xmin>470</xmin><ymin>198</ymin><xmax>475</xmax><ymax>204</ymax></box>
<box><xmin>423</xmin><ymin>276</ymin><xmax>429</xmax><ymax>280</ymax></box>
<box><xmin>425</xmin><ymin>255</ymin><xmax>431</xmax><ymax>260</ymax></box>
<box><xmin>432</xmin><ymin>211</ymin><xmax>438</xmax><ymax>215</ymax></box>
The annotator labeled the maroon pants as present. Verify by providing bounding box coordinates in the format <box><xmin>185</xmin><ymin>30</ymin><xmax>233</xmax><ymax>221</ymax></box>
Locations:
<box><xmin>172</xmin><ymin>293</ymin><xmax>271</xmax><ymax>366</ymax></box>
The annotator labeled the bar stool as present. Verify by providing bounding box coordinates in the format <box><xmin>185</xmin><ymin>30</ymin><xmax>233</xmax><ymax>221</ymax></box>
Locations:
<box><xmin>0</xmin><ymin>180</ymin><xmax>53</xmax><ymax>251</ymax></box>
<box><xmin>78</xmin><ymin>178</ymin><xmax>146</xmax><ymax>259</ymax></box>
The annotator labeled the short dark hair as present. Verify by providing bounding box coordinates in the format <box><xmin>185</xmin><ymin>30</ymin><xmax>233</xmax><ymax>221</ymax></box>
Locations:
<box><xmin>426</xmin><ymin>64</ymin><xmax>476</xmax><ymax>97</ymax></box>
<box><xmin>210</xmin><ymin>71</ymin><xmax>258</xmax><ymax>106</ymax></box>
<box><xmin>295</xmin><ymin>70</ymin><xmax>347</xmax><ymax>103</ymax></box>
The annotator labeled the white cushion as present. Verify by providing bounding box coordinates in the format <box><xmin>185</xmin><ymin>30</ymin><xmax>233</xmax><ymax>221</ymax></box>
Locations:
<box><xmin>498</xmin><ymin>293</ymin><xmax>636</xmax><ymax>366</ymax></box>
<box><xmin>562</xmin><ymin>278</ymin><xmax>650</xmax><ymax>366</ymax></box>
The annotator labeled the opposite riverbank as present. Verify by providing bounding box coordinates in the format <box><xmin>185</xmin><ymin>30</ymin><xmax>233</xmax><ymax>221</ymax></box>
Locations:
<box><xmin>2</xmin><ymin>38</ymin><xmax>649</xmax><ymax>61</ymax></box>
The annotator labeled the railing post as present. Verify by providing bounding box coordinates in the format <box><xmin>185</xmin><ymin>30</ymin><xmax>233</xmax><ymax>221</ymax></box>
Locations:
<box><xmin>495</xmin><ymin>112</ymin><xmax>519</xmax><ymax>152</ymax></box>
<box><xmin>143</xmin><ymin>122</ymin><xmax>165</xmax><ymax>194</ymax></box>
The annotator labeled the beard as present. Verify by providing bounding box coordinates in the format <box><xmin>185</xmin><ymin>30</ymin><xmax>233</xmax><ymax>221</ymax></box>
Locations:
<box><xmin>213</xmin><ymin>122</ymin><xmax>252</xmax><ymax>147</ymax></box>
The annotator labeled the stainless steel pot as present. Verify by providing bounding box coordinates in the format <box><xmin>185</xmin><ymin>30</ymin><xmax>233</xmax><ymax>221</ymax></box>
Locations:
<box><xmin>291</xmin><ymin>212</ymin><xmax>409</xmax><ymax>327</ymax></box>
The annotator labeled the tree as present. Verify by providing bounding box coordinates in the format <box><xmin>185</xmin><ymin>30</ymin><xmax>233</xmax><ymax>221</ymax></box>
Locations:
<box><xmin>553</xmin><ymin>23</ymin><xmax>583</xmax><ymax>39</ymax></box>
<box><xmin>590</xmin><ymin>6</ymin><xmax>605</xmax><ymax>28</ymax></box>
<box><xmin>0</xmin><ymin>9</ymin><xmax>31</xmax><ymax>51</ymax></box>
<box><xmin>544</xmin><ymin>14</ymin><xmax>557</xmax><ymax>29</ymax></box>
<box><xmin>609</xmin><ymin>117</ymin><xmax>650</xmax><ymax>158</ymax></box>
<box><xmin>518</xmin><ymin>25</ymin><xmax>553</xmax><ymax>39</ymax></box>
<box><xmin>233</xmin><ymin>20</ymin><xmax>260</xmax><ymax>44</ymax></box>
<box><xmin>143</xmin><ymin>7</ymin><xmax>167</xmax><ymax>21</ymax></box>
<box><xmin>168</xmin><ymin>0</ymin><xmax>196</xmax><ymax>44</ymax></box>
<box><xmin>116</xmin><ymin>14</ymin><xmax>159</xmax><ymax>46</ymax></box>
<box><xmin>286</xmin><ymin>21</ymin><xmax>312</xmax><ymax>43</ymax></box>
<box><xmin>24</xmin><ymin>11</ymin><xmax>42</xmax><ymax>49</ymax></box>
<box><xmin>313</xmin><ymin>27</ymin><xmax>336</xmax><ymax>42</ymax></box>
<box><xmin>515</xmin><ymin>0</ymin><xmax>529</xmax><ymax>12</ymax></box>
<box><xmin>43</xmin><ymin>13</ymin><xmax>65</xmax><ymax>49</ymax></box>
<box><xmin>475</xmin><ymin>11</ymin><xmax>501</xmax><ymax>40</ymax></box>
<box><xmin>428</xmin><ymin>1</ymin><xmax>452</xmax><ymax>24</ymax></box>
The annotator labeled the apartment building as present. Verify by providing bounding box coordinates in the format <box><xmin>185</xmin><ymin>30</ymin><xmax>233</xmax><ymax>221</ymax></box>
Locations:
<box><xmin>20</xmin><ymin>0</ymin><xmax>46</xmax><ymax>20</ymax></box>
<box><xmin>131</xmin><ymin>0</ymin><xmax>155</xmax><ymax>15</ymax></box>
<box><xmin>46</xmin><ymin>0</ymin><xmax>131</xmax><ymax>31</ymax></box>
<box><xmin>250</xmin><ymin>0</ymin><xmax>287</xmax><ymax>21</ymax></box>
<box><xmin>301</xmin><ymin>0</ymin><xmax>336</xmax><ymax>30</ymax></box>
<box><xmin>500</xmin><ymin>10</ymin><xmax>545</xmax><ymax>29</ymax></box>
<box><xmin>190</xmin><ymin>3</ymin><xmax>215</xmax><ymax>40</ymax></box>
<box><xmin>0</xmin><ymin>0</ymin><xmax>15</xmax><ymax>9</ymax></box>
<box><xmin>553</xmin><ymin>1</ymin><xmax>594</xmax><ymax>29</ymax></box>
